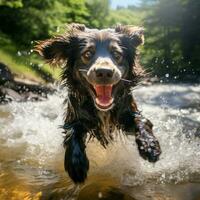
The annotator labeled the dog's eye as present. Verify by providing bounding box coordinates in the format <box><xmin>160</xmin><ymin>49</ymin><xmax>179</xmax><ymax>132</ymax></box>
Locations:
<box><xmin>83</xmin><ymin>50</ymin><xmax>93</xmax><ymax>60</ymax></box>
<box><xmin>112</xmin><ymin>51</ymin><xmax>122</xmax><ymax>62</ymax></box>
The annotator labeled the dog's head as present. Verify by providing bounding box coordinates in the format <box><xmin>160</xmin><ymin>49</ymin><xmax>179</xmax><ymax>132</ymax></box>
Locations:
<box><xmin>35</xmin><ymin>23</ymin><xmax>144</xmax><ymax>111</ymax></box>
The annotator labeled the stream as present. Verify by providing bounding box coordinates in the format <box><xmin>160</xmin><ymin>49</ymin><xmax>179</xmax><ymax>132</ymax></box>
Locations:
<box><xmin>0</xmin><ymin>84</ymin><xmax>200</xmax><ymax>200</ymax></box>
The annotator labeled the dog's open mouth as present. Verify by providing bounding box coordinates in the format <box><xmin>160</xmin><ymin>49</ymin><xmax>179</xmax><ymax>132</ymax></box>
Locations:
<box><xmin>93</xmin><ymin>85</ymin><xmax>114</xmax><ymax>110</ymax></box>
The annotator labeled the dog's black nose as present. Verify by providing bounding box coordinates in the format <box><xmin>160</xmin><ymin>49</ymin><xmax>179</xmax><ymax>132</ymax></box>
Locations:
<box><xmin>95</xmin><ymin>68</ymin><xmax>114</xmax><ymax>79</ymax></box>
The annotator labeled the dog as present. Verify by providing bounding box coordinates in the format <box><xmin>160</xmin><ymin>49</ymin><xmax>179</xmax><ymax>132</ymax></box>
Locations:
<box><xmin>35</xmin><ymin>23</ymin><xmax>161</xmax><ymax>183</ymax></box>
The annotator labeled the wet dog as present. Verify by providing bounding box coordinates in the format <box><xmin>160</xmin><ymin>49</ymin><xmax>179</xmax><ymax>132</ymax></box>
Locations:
<box><xmin>35</xmin><ymin>23</ymin><xmax>161</xmax><ymax>183</ymax></box>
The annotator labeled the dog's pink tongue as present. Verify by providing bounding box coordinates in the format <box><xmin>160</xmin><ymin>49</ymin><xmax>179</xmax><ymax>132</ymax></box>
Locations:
<box><xmin>94</xmin><ymin>85</ymin><xmax>113</xmax><ymax>108</ymax></box>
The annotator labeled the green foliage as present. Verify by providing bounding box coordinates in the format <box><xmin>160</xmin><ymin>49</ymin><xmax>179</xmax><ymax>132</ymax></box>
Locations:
<box><xmin>106</xmin><ymin>7</ymin><xmax>146</xmax><ymax>27</ymax></box>
<box><xmin>0</xmin><ymin>34</ymin><xmax>60</xmax><ymax>82</ymax></box>
<box><xmin>0</xmin><ymin>0</ymin><xmax>54</xmax><ymax>46</ymax></box>
<box><xmin>64</xmin><ymin>0</ymin><xmax>89</xmax><ymax>24</ymax></box>
<box><xmin>0</xmin><ymin>0</ymin><xmax>90</xmax><ymax>46</ymax></box>
<box><xmin>86</xmin><ymin>0</ymin><xmax>109</xmax><ymax>28</ymax></box>
<box><xmin>0</xmin><ymin>0</ymin><xmax>199</xmax><ymax>82</ymax></box>
<box><xmin>142</xmin><ymin>0</ymin><xmax>200</xmax><ymax>80</ymax></box>
<box><xmin>0</xmin><ymin>0</ymin><xmax>23</xmax><ymax>8</ymax></box>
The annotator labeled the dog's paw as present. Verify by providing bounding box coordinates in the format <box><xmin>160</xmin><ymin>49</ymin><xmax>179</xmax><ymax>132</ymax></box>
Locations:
<box><xmin>65</xmin><ymin>146</ymin><xmax>89</xmax><ymax>184</ymax></box>
<box><xmin>135</xmin><ymin>134</ymin><xmax>161</xmax><ymax>162</ymax></box>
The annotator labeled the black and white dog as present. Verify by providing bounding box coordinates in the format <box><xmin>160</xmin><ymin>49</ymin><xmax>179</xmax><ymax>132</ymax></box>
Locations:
<box><xmin>35</xmin><ymin>23</ymin><xmax>161</xmax><ymax>183</ymax></box>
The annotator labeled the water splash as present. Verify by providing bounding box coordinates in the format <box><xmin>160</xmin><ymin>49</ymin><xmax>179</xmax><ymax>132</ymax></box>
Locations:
<box><xmin>0</xmin><ymin>84</ymin><xmax>200</xmax><ymax>199</ymax></box>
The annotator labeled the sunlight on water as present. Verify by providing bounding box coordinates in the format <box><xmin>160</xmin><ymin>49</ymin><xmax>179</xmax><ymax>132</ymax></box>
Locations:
<box><xmin>0</xmin><ymin>93</ymin><xmax>64</xmax><ymax>166</ymax></box>
<box><xmin>134</xmin><ymin>85</ymin><xmax>200</xmax><ymax>180</ymax></box>
<box><xmin>0</xmin><ymin>84</ymin><xmax>200</xmax><ymax>199</ymax></box>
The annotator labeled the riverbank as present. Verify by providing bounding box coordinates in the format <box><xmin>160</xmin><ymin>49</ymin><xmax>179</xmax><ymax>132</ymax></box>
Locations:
<box><xmin>0</xmin><ymin>37</ymin><xmax>61</xmax><ymax>83</ymax></box>
<box><xmin>0</xmin><ymin>62</ymin><xmax>55</xmax><ymax>104</ymax></box>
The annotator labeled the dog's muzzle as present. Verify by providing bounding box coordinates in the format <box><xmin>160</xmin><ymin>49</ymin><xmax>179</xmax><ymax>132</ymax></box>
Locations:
<box><xmin>86</xmin><ymin>66</ymin><xmax>121</xmax><ymax>111</ymax></box>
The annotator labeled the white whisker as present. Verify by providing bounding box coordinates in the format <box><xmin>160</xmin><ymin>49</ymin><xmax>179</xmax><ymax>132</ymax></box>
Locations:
<box><xmin>121</xmin><ymin>78</ymin><xmax>132</xmax><ymax>83</ymax></box>
<box><xmin>79</xmin><ymin>69</ymin><xmax>88</xmax><ymax>72</ymax></box>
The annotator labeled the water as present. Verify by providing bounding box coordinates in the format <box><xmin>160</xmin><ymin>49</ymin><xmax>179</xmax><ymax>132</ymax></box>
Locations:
<box><xmin>0</xmin><ymin>84</ymin><xmax>200</xmax><ymax>200</ymax></box>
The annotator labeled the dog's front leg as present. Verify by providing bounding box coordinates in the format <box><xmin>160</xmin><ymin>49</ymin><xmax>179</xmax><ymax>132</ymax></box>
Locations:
<box><xmin>63</xmin><ymin>121</ymin><xmax>89</xmax><ymax>183</ymax></box>
<box><xmin>119</xmin><ymin>98</ymin><xmax>161</xmax><ymax>162</ymax></box>
<box><xmin>133</xmin><ymin>112</ymin><xmax>161</xmax><ymax>162</ymax></box>
<box><xmin>131</xmin><ymin>100</ymin><xmax>161</xmax><ymax>162</ymax></box>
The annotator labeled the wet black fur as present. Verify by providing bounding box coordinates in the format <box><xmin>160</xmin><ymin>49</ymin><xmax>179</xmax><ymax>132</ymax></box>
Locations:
<box><xmin>35</xmin><ymin>23</ymin><xmax>161</xmax><ymax>184</ymax></box>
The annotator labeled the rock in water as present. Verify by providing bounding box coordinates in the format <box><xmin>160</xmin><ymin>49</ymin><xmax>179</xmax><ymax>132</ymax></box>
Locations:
<box><xmin>0</xmin><ymin>62</ymin><xmax>14</xmax><ymax>84</ymax></box>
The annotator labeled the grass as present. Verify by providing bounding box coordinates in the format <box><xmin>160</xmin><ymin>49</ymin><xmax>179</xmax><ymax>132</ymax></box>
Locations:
<box><xmin>0</xmin><ymin>35</ymin><xmax>61</xmax><ymax>83</ymax></box>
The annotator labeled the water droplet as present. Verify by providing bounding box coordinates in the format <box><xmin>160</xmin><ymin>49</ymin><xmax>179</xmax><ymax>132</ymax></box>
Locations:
<box><xmin>161</xmin><ymin>173</ymin><xmax>165</xmax><ymax>179</ymax></box>
<box><xmin>165</xmin><ymin>73</ymin><xmax>169</xmax><ymax>78</ymax></box>
<box><xmin>17</xmin><ymin>51</ymin><xmax>22</xmax><ymax>56</ymax></box>
<box><xmin>98</xmin><ymin>192</ymin><xmax>103</xmax><ymax>198</ymax></box>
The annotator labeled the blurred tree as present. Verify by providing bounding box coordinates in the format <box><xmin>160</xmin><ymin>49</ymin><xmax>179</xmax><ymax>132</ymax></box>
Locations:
<box><xmin>0</xmin><ymin>0</ymin><xmax>89</xmax><ymax>46</ymax></box>
<box><xmin>106</xmin><ymin>6</ymin><xmax>146</xmax><ymax>27</ymax></box>
<box><xmin>63</xmin><ymin>0</ymin><xmax>89</xmax><ymax>24</ymax></box>
<box><xmin>0</xmin><ymin>0</ymin><xmax>199</xmax><ymax>81</ymax></box>
<box><xmin>0</xmin><ymin>0</ymin><xmax>23</xmax><ymax>8</ymax></box>
<box><xmin>86</xmin><ymin>0</ymin><xmax>109</xmax><ymax>28</ymax></box>
<box><xmin>0</xmin><ymin>0</ymin><xmax>55</xmax><ymax>46</ymax></box>
<box><xmin>180</xmin><ymin>0</ymin><xmax>200</xmax><ymax>73</ymax></box>
<box><xmin>142</xmin><ymin>0</ymin><xmax>200</xmax><ymax>80</ymax></box>
<box><xmin>0</xmin><ymin>0</ymin><xmax>111</xmax><ymax>46</ymax></box>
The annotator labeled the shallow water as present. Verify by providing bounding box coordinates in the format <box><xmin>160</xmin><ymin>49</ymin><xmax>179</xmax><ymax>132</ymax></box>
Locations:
<box><xmin>0</xmin><ymin>84</ymin><xmax>200</xmax><ymax>200</ymax></box>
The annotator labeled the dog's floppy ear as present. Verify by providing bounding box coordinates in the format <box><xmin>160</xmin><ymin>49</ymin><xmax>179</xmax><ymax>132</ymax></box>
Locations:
<box><xmin>115</xmin><ymin>25</ymin><xmax>144</xmax><ymax>47</ymax></box>
<box><xmin>34</xmin><ymin>23</ymin><xmax>86</xmax><ymax>65</ymax></box>
<box><xmin>34</xmin><ymin>37</ymin><xmax>70</xmax><ymax>65</ymax></box>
